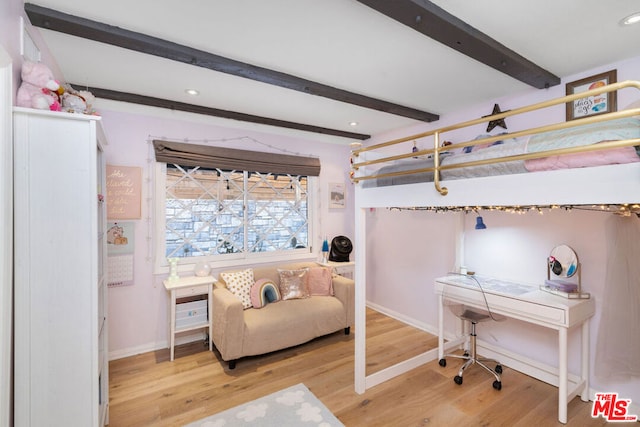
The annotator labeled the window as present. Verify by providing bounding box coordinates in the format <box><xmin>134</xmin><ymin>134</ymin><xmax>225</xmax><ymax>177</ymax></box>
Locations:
<box><xmin>153</xmin><ymin>140</ymin><xmax>320</xmax><ymax>272</ymax></box>
<box><xmin>165</xmin><ymin>164</ymin><xmax>311</xmax><ymax>256</ymax></box>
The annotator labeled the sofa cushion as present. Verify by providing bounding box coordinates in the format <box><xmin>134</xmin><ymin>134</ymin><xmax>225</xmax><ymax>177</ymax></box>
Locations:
<box><xmin>277</xmin><ymin>268</ymin><xmax>310</xmax><ymax>300</ymax></box>
<box><xmin>220</xmin><ymin>268</ymin><xmax>254</xmax><ymax>309</ymax></box>
<box><xmin>307</xmin><ymin>266</ymin><xmax>334</xmax><ymax>296</ymax></box>
<box><xmin>250</xmin><ymin>278</ymin><xmax>281</xmax><ymax>308</ymax></box>
<box><xmin>241</xmin><ymin>296</ymin><xmax>346</xmax><ymax>357</ymax></box>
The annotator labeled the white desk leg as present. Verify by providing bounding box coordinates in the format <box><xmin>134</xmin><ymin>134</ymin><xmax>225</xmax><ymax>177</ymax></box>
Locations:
<box><xmin>438</xmin><ymin>294</ymin><xmax>444</xmax><ymax>360</ymax></box>
<box><xmin>581</xmin><ymin>320</ymin><xmax>590</xmax><ymax>401</ymax></box>
<box><xmin>208</xmin><ymin>284</ymin><xmax>213</xmax><ymax>352</ymax></box>
<box><xmin>558</xmin><ymin>327</ymin><xmax>568</xmax><ymax>424</ymax></box>
<box><xmin>170</xmin><ymin>290</ymin><xmax>176</xmax><ymax>361</ymax></box>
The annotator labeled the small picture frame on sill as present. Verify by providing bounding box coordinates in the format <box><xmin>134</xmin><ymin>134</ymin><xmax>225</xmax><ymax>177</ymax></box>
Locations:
<box><xmin>329</xmin><ymin>182</ymin><xmax>345</xmax><ymax>208</ymax></box>
<box><xmin>565</xmin><ymin>70</ymin><xmax>617</xmax><ymax>121</ymax></box>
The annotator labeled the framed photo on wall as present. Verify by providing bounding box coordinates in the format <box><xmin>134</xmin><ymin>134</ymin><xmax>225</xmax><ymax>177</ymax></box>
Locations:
<box><xmin>565</xmin><ymin>70</ymin><xmax>617</xmax><ymax>121</ymax></box>
<box><xmin>329</xmin><ymin>182</ymin><xmax>345</xmax><ymax>208</ymax></box>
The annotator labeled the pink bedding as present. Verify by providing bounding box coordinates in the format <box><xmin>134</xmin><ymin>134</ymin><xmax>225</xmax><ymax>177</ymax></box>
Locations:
<box><xmin>524</xmin><ymin>145</ymin><xmax>640</xmax><ymax>172</ymax></box>
<box><xmin>524</xmin><ymin>117</ymin><xmax>640</xmax><ymax>172</ymax></box>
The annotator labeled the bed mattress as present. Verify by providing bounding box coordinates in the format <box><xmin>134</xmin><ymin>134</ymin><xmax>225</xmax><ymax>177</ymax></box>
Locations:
<box><xmin>361</xmin><ymin>117</ymin><xmax>640</xmax><ymax>188</ymax></box>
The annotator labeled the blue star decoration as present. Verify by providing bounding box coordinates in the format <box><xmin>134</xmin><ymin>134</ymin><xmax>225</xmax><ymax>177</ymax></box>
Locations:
<box><xmin>484</xmin><ymin>103</ymin><xmax>508</xmax><ymax>132</ymax></box>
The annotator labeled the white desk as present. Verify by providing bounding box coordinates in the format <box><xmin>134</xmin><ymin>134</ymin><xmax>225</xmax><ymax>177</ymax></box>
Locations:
<box><xmin>163</xmin><ymin>275</ymin><xmax>215</xmax><ymax>361</ymax></box>
<box><xmin>435</xmin><ymin>275</ymin><xmax>595</xmax><ymax>424</ymax></box>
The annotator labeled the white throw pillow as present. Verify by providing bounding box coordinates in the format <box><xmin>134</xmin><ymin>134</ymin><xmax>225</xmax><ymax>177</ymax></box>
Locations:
<box><xmin>221</xmin><ymin>268</ymin><xmax>254</xmax><ymax>309</ymax></box>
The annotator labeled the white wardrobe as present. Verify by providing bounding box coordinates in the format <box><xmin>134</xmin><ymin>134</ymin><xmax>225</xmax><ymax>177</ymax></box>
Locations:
<box><xmin>13</xmin><ymin>108</ymin><xmax>109</xmax><ymax>426</ymax></box>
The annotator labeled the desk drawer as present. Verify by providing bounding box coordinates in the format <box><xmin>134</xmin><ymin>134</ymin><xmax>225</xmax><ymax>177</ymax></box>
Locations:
<box><xmin>439</xmin><ymin>284</ymin><xmax>566</xmax><ymax>327</ymax></box>
<box><xmin>492</xmin><ymin>295</ymin><xmax>565</xmax><ymax>325</ymax></box>
<box><xmin>175</xmin><ymin>284</ymin><xmax>209</xmax><ymax>298</ymax></box>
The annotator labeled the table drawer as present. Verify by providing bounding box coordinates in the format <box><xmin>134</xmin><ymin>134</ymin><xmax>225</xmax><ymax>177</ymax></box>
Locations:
<box><xmin>176</xmin><ymin>299</ymin><xmax>208</xmax><ymax>330</ymax></box>
<box><xmin>175</xmin><ymin>284</ymin><xmax>209</xmax><ymax>298</ymax></box>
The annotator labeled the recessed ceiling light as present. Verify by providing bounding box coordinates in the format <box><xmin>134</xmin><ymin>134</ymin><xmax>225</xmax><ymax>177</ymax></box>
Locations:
<box><xmin>349</xmin><ymin>121</ymin><xmax>358</xmax><ymax>127</ymax></box>
<box><xmin>620</xmin><ymin>12</ymin><xmax>640</xmax><ymax>26</ymax></box>
<box><xmin>185</xmin><ymin>89</ymin><xmax>199</xmax><ymax>96</ymax></box>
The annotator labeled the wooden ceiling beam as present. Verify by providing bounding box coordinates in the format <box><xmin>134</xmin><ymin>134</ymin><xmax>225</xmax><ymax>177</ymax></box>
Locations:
<box><xmin>357</xmin><ymin>0</ymin><xmax>560</xmax><ymax>89</ymax></box>
<box><xmin>25</xmin><ymin>3</ymin><xmax>439</xmax><ymax>123</ymax></box>
<box><xmin>74</xmin><ymin>85</ymin><xmax>371</xmax><ymax>140</ymax></box>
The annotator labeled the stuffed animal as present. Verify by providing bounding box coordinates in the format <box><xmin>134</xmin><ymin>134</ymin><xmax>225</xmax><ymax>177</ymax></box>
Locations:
<box><xmin>77</xmin><ymin>90</ymin><xmax>96</xmax><ymax>114</ymax></box>
<box><xmin>61</xmin><ymin>91</ymin><xmax>87</xmax><ymax>114</ymax></box>
<box><xmin>16</xmin><ymin>61</ymin><xmax>62</xmax><ymax>111</ymax></box>
<box><xmin>61</xmin><ymin>84</ymin><xmax>97</xmax><ymax>115</ymax></box>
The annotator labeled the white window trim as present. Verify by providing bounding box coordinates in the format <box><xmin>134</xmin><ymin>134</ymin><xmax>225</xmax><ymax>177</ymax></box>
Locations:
<box><xmin>153</xmin><ymin>163</ymin><xmax>319</xmax><ymax>275</ymax></box>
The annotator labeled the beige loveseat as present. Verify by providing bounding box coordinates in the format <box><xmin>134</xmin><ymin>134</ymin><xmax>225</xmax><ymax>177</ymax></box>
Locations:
<box><xmin>211</xmin><ymin>261</ymin><xmax>354</xmax><ymax>369</ymax></box>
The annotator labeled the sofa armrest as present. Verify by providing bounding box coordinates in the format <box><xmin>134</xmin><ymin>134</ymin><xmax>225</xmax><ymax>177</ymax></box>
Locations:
<box><xmin>211</xmin><ymin>282</ymin><xmax>245</xmax><ymax>361</ymax></box>
<box><xmin>332</xmin><ymin>274</ymin><xmax>355</xmax><ymax>327</ymax></box>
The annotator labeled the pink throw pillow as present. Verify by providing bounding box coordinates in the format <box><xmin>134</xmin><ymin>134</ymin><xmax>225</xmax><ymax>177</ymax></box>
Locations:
<box><xmin>307</xmin><ymin>267</ymin><xmax>333</xmax><ymax>296</ymax></box>
<box><xmin>250</xmin><ymin>278</ymin><xmax>281</xmax><ymax>308</ymax></box>
<box><xmin>277</xmin><ymin>268</ymin><xmax>310</xmax><ymax>300</ymax></box>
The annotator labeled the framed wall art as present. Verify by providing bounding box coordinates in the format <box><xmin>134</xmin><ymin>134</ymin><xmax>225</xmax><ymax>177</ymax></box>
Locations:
<box><xmin>329</xmin><ymin>182</ymin><xmax>345</xmax><ymax>208</ymax></box>
<box><xmin>565</xmin><ymin>70</ymin><xmax>617</xmax><ymax>121</ymax></box>
<box><xmin>106</xmin><ymin>165</ymin><xmax>142</xmax><ymax>220</ymax></box>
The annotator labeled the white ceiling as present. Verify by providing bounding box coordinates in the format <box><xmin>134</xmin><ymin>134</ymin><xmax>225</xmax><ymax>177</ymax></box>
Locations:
<box><xmin>26</xmin><ymin>0</ymin><xmax>640</xmax><ymax>142</ymax></box>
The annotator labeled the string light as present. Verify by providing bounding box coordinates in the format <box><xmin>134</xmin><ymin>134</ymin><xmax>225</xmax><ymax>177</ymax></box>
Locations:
<box><xmin>388</xmin><ymin>204</ymin><xmax>640</xmax><ymax>216</ymax></box>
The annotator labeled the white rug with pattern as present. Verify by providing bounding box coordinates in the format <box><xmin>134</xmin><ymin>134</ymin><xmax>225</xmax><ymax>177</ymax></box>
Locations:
<box><xmin>184</xmin><ymin>383</ymin><xmax>344</xmax><ymax>427</ymax></box>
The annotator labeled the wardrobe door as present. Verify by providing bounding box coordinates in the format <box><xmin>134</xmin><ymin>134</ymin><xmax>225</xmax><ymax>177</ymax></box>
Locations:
<box><xmin>14</xmin><ymin>108</ymin><xmax>108</xmax><ymax>426</ymax></box>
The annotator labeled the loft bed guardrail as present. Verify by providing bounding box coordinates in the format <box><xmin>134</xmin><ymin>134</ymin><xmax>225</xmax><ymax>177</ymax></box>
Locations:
<box><xmin>350</xmin><ymin>80</ymin><xmax>640</xmax><ymax>197</ymax></box>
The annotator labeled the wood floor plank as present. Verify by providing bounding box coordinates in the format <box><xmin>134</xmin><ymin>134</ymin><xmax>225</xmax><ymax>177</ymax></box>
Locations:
<box><xmin>109</xmin><ymin>308</ymin><xmax>604</xmax><ymax>426</ymax></box>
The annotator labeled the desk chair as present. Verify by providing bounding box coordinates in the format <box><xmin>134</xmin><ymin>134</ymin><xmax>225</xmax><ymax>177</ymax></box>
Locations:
<box><xmin>438</xmin><ymin>304</ymin><xmax>503</xmax><ymax>390</ymax></box>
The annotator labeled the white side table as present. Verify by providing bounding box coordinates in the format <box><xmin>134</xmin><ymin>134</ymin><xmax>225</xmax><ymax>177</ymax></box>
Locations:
<box><xmin>316</xmin><ymin>260</ymin><xmax>355</xmax><ymax>279</ymax></box>
<box><xmin>163</xmin><ymin>275</ymin><xmax>215</xmax><ymax>361</ymax></box>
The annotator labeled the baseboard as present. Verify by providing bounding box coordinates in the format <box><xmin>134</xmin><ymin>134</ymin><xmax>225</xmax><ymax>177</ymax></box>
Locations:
<box><xmin>109</xmin><ymin>331</ymin><xmax>207</xmax><ymax>360</ymax></box>
<box><xmin>365</xmin><ymin>348</ymin><xmax>439</xmax><ymax>390</ymax></box>
<box><xmin>366</xmin><ymin>301</ymin><xmax>439</xmax><ymax>336</ymax></box>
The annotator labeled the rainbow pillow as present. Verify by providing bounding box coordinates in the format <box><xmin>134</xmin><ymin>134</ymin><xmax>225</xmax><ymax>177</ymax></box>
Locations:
<box><xmin>250</xmin><ymin>278</ymin><xmax>281</xmax><ymax>308</ymax></box>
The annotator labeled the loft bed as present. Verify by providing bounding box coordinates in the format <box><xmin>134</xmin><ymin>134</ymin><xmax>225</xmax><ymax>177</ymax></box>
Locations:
<box><xmin>350</xmin><ymin>81</ymin><xmax>640</xmax><ymax>394</ymax></box>
<box><xmin>351</xmin><ymin>80</ymin><xmax>640</xmax><ymax>210</ymax></box>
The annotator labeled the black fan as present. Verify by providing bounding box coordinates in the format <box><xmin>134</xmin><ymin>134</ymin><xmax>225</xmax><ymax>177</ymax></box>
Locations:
<box><xmin>329</xmin><ymin>236</ymin><xmax>352</xmax><ymax>262</ymax></box>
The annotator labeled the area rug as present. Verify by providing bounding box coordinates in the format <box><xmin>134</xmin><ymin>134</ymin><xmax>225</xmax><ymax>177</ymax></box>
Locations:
<box><xmin>184</xmin><ymin>383</ymin><xmax>344</xmax><ymax>427</ymax></box>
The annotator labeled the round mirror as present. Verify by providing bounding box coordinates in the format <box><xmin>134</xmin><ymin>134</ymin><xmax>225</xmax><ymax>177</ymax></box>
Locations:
<box><xmin>548</xmin><ymin>244</ymin><xmax>578</xmax><ymax>278</ymax></box>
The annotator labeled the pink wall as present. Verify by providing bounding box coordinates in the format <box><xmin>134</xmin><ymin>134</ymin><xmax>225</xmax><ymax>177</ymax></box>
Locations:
<box><xmin>100</xmin><ymin>107</ymin><xmax>355</xmax><ymax>357</ymax></box>
<box><xmin>364</xmin><ymin>56</ymin><xmax>640</xmax><ymax>407</ymax></box>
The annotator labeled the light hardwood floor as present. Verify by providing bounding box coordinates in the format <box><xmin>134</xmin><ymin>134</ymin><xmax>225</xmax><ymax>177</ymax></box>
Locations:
<box><xmin>108</xmin><ymin>309</ymin><xmax>607</xmax><ymax>426</ymax></box>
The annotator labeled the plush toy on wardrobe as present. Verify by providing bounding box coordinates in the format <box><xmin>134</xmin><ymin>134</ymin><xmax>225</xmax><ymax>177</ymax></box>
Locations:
<box><xmin>61</xmin><ymin>84</ymin><xmax>97</xmax><ymax>115</ymax></box>
<box><xmin>16</xmin><ymin>61</ymin><xmax>63</xmax><ymax>111</ymax></box>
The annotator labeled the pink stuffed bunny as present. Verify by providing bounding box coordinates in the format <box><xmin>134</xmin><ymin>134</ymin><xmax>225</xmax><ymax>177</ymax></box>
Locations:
<box><xmin>16</xmin><ymin>61</ymin><xmax>62</xmax><ymax>111</ymax></box>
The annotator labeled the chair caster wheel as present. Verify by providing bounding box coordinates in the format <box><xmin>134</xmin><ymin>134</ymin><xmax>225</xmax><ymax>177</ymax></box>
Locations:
<box><xmin>493</xmin><ymin>380</ymin><xmax>502</xmax><ymax>390</ymax></box>
<box><xmin>495</xmin><ymin>364</ymin><xmax>503</xmax><ymax>374</ymax></box>
<box><xmin>454</xmin><ymin>375</ymin><xmax>463</xmax><ymax>385</ymax></box>
<box><xmin>439</xmin><ymin>358</ymin><xmax>446</xmax><ymax>367</ymax></box>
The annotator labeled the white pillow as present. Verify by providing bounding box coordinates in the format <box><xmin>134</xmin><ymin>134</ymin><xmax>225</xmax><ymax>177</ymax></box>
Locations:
<box><xmin>220</xmin><ymin>268</ymin><xmax>254</xmax><ymax>309</ymax></box>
